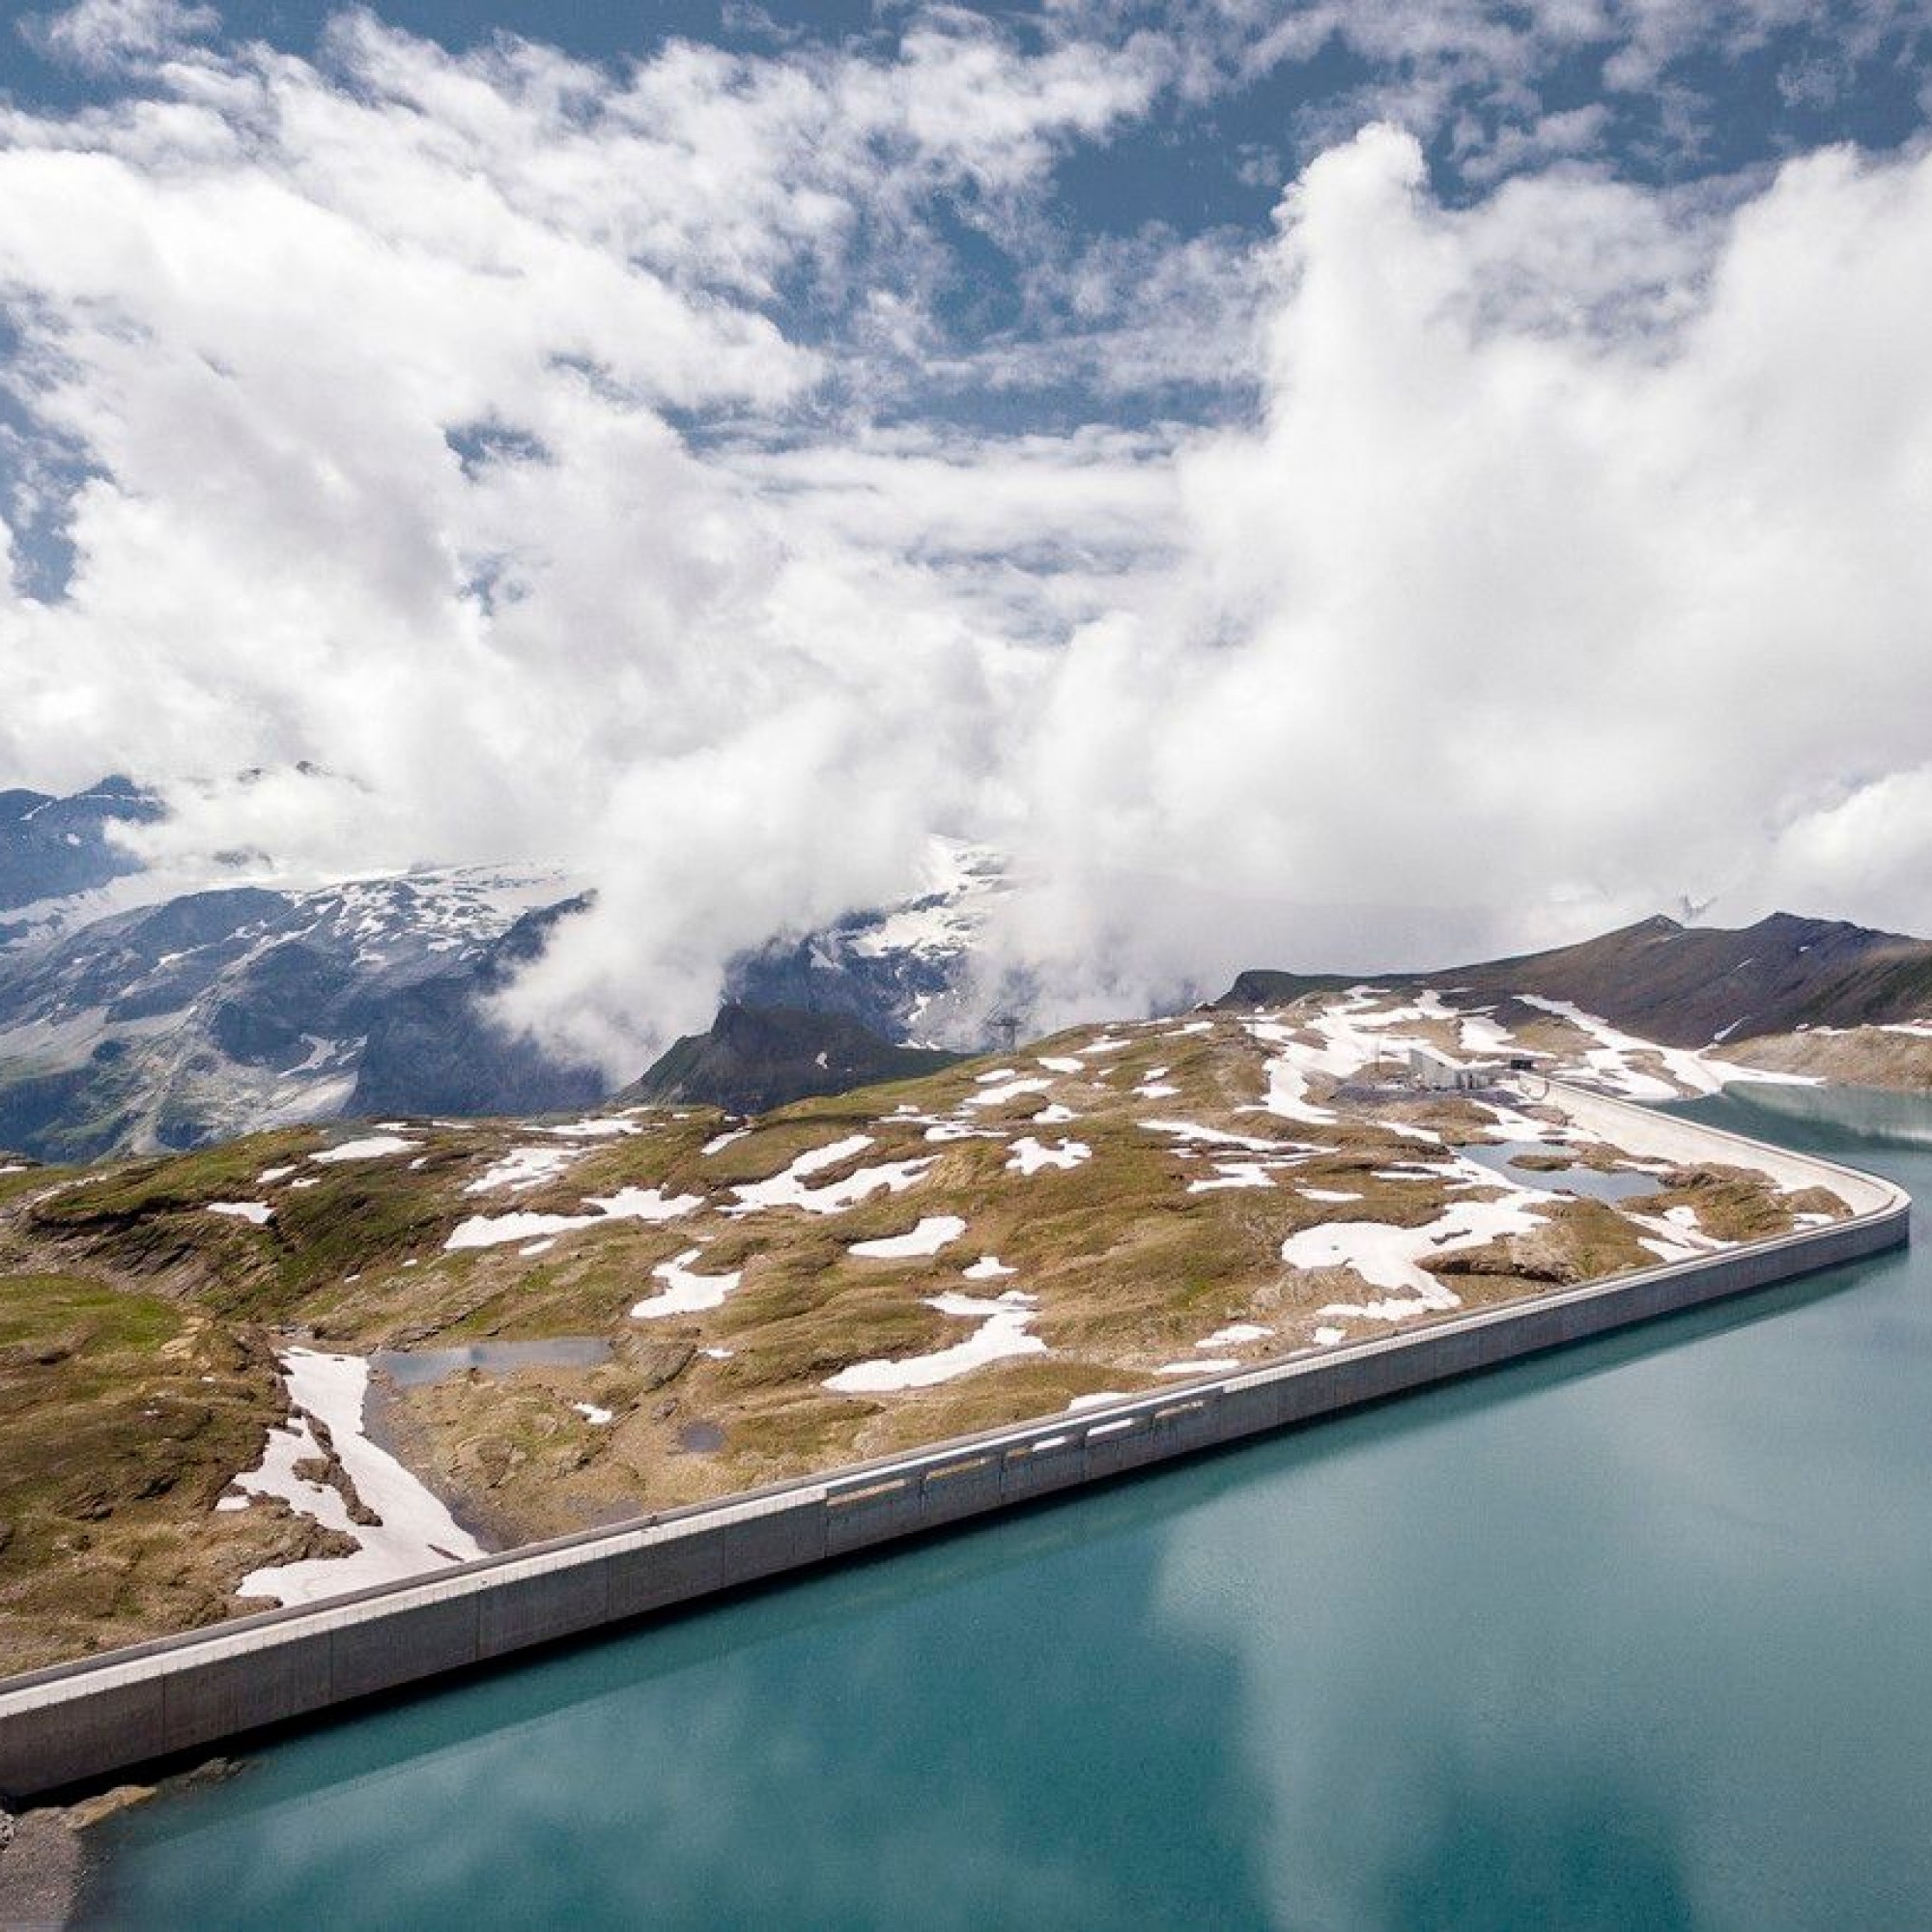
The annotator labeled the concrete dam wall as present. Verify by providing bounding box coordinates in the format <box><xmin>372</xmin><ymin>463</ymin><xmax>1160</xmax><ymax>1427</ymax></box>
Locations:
<box><xmin>0</xmin><ymin>1085</ymin><xmax>1910</xmax><ymax>1800</ymax></box>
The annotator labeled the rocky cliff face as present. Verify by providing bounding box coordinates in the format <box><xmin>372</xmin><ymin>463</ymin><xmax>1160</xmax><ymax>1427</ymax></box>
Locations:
<box><xmin>348</xmin><ymin>899</ymin><xmax>608</xmax><ymax>1120</ymax></box>
<box><xmin>724</xmin><ymin>839</ymin><xmax>1010</xmax><ymax>1049</ymax></box>
<box><xmin>0</xmin><ymin>776</ymin><xmax>161</xmax><ymax>926</ymax></box>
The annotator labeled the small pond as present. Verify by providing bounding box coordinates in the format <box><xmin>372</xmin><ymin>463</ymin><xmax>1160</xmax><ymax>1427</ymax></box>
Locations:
<box><xmin>371</xmin><ymin>1338</ymin><xmax>613</xmax><ymax>1387</ymax></box>
<box><xmin>1463</xmin><ymin>1139</ymin><xmax>1663</xmax><ymax>1203</ymax></box>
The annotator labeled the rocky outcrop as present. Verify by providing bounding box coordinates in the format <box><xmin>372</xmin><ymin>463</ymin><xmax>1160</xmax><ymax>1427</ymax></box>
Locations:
<box><xmin>623</xmin><ymin>1002</ymin><xmax>961</xmax><ymax>1115</ymax></box>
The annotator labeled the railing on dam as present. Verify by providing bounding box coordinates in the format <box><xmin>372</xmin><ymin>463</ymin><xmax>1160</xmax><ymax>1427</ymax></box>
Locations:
<box><xmin>0</xmin><ymin>1083</ymin><xmax>1911</xmax><ymax>1800</ymax></box>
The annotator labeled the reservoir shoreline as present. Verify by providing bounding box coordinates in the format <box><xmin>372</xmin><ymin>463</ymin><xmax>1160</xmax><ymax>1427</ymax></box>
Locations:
<box><xmin>0</xmin><ymin>1083</ymin><xmax>1910</xmax><ymax>1803</ymax></box>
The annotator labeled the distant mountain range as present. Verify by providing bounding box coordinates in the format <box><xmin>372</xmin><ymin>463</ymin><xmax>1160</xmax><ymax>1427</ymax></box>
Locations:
<box><xmin>1222</xmin><ymin>911</ymin><xmax>1932</xmax><ymax>1046</ymax></box>
<box><xmin>0</xmin><ymin>861</ymin><xmax>594</xmax><ymax>1160</ymax></box>
<box><xmin>8</xmin><ymin>777</ymin><xmax>1932</xmax><ymax>1164</ymax></box>
<box><xmin>0</xmin><ymin>782</ymin><xmax>1009</xmax><ymax>1161</ymax></box>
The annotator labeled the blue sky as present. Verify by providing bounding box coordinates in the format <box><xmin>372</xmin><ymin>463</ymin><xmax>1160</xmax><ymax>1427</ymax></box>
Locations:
<box><xmin>1</xmin><ymin>0</ymin><xmax>1930</xmax><ymax>1056</ymax></box>
<box><xmin>6</xmin><ymin>2</ymin><xmax>1925</xmax><ymax>447</ymax></box>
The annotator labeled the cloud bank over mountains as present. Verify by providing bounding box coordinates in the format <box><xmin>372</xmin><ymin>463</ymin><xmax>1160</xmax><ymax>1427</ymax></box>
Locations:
<box><xmin>0</xmin><ymin>0</ymin><xmax>1929</xmax><ymax>1071</ymax></box>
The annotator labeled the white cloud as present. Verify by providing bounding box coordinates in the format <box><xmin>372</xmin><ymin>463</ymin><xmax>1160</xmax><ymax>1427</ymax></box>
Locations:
<box><xmin>992</xmin><ymin>125</ymin><xmax>1932</xmax><ymax>999</ymax></box>
<box><xmin>0</xmin><ymin>13</ymin><xmax>1177</xmax><ymax>1068</ymax></box>
<box><xmin>1452</xmin><ymin>104</ymin><xmax>1613</xmax><ymax>185</ymax></box>
<box><xmin>1</xmin><ymin>15</ymin><xmax>1932</xmax><ymax>1072</ymax></box>
<box><xmin>28</xmin><ymin>0</ymin><xmax>218</xmax><ymax>73</ymax></box>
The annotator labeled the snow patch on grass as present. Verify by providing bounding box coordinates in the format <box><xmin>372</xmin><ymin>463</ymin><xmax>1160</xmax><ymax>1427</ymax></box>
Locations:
<box><xmin>208</xmin><ymin>1201</ymin><xmax>273</xmax><ymax>1226</ymax></box>
<box><xmin>446</xmin><ymin>1185</ymin><xmax>704</xmax><ymax>1251</ymax></box>
<box><xmin>1519</xmin><ymin>996</ymin><xmax>1821</xmax><ymax>1099</ymax></box>
<box><xmin>630</xmin><ymin>1247</ymin><xmax>744</xmax><ymax>1318</ymax></box>
<box><xmin>313</xmin><ymin>1134</ymin><xmax>419</xmax><ymax>1164</ymax></box>
<box><xmin>1006</xmin><ymin>1135</ymin><xmax>1092</xmax><ymax>1175</ymax></box>
<box><xmin>849</xmin><ymin>1215</ymin><xmax>966</xmax><ymax>1259</ymax></box>
<box><xmin>1457</xmin><ymin>1012</ymin><xmax>1518</xmax><ymax>1056</ymax></box>
<box><xmin>824</xmin><ymin>1290</ymin><xmax>1044</xmax><ymax>1393</ymax></box>
<box><xmin>965</xmin><ymin>1075</ymin><xmax>1054</xmax><ymax>1108</ymax></box>
<box><xmin>229</xmin><ymin>1348</ymin><xmax>484</xmax><ymax>1606</ymax></box>
<box><xmin>466</xmin><ymin>1145</ymin><xmax>580</xmax><ymax>1194</ymax></box>
<box><xmin>1284</xmin><ymin>1190</ymin><xmax>1550</xmax><ymax>1316</ymax></box>
<box><xmin>1187</xmin><ymin>1162</ymin><xmax>1282</xmax><ymax>1193</ymax></box>
<box><xmin>1201</xmin><ymin>1322</ymin><xmax>1271</xmax><ymax>1347</ymax></box>
<box><xmin>728</xmin><ymin>1134</ymin><xmax>935</xmax><ymax>1215</ymax></box>
<box><xmin>1140</xmin><ymin>1118</ymin><xmax>1299</xmax><ymax>1153</ymax></box>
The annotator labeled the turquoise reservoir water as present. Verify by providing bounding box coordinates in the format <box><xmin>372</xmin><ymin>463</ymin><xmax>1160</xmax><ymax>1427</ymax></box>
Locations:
<box><xmin>79</xmin><ymin>1089</ymin><xmax>1932</xmax><ymax>1929</ymax></box>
